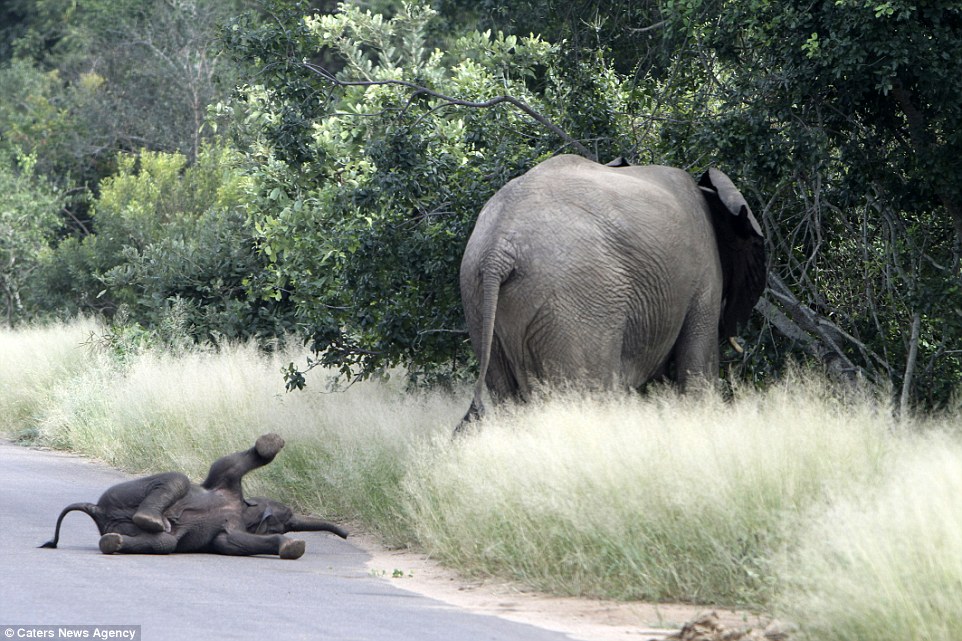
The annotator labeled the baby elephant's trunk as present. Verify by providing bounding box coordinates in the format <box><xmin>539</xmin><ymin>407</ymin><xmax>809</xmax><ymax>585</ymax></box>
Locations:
<box><xmin>288</xmin><ymin>515</ymin><xmax>348</xmax><ymax>539</ymax></box>
<box><xmin>39</xmin><ymin>502</ymin><xmax>105</xmax><ymax>549</ymax></box>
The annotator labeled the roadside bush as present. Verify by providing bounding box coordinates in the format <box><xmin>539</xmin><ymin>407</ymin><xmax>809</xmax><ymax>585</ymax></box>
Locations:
<box><xmin>34</xmin><ymin>144</ymin><xmax>297</xmax><ymax>343</ymax></box>
<box><xmin>0</xmin><ymin>149</ymin><xmax>63</xmax><ymax>325</ymax></box>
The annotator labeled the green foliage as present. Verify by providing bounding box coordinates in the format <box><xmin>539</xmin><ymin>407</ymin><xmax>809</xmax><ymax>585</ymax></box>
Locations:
<box><xmin>224</xmin><ymin>0</ymin><xmax>644</xmax><ymax>384</ymax></box>
<box><xmin>0</xmin><ymin>0</ymin><xmax>262</xmax><ymax>323</ymax></box>
<box><xmin>0</xmin><ymin>58</ymin><xmax>112</xmax><ymax>189</ymax></box>
<box><xmin>658</xmin><ymin>0</ymin><xmax>962</xmax><ymax>408</ymax></box>
<box><xmin>1</xmin><ymin>0</ymin><xmax>249</xmax><ymax>197</ymax></box>
<box><xmin>66</xmin><ymin>0</ymin><xmax>249</xmax><ymax>162</ymax></box>
<box><xmin>2</xmin><ymin>0</ymin><xmax>961</xmax><ymax>408</ymax></box>
<box><xmin>34</xmin><ymin>144</ymin><xmax>295</xmax><ymax>343</ymax></box>
<box><xmin>0</xmin><ymin>149</ymin><xmax>63</xmax><ymax>325</ymax></box>
<box><xmin>434</xmin><ymin>0</ymin><xmax>668</xmax><ymax>75</ymax></box>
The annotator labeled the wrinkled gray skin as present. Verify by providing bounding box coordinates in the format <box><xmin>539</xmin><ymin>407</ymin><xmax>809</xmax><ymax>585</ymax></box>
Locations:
<box><xmin>41</xmin><ymin>434</ymin><xmax>347</xmax><ymax>559</ymax></box>
<box><xmin>458</xmin><ymin>155</ymin><xmax>766</xmax><ymax>429</ymax></box>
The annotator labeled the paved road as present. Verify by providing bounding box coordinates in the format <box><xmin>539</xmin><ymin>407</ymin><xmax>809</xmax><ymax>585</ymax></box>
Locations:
<box><xmin>0</xmin><ymin>441</ymin><xmax>575</xmax><ymax>641</ymax></box>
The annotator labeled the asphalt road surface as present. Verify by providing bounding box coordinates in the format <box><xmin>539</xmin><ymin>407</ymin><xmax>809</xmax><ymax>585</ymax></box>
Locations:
<box><xmin>0</xmin><ymin>440</ymin><xmax>575</xmax><ymax>641</ymax></box>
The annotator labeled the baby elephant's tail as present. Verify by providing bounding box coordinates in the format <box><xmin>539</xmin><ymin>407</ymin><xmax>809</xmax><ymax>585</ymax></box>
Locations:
<box><xmin>39</xmin><ymin>502</ymin><xmax>103</xmax><ymax>549</ymax></box>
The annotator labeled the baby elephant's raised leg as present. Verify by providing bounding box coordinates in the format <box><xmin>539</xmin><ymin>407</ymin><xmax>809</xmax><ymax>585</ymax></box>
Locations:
<box><xmin>201</xmin><ymin>434</ymin><xmax>285</xmax><ymax>494</ymax></box>
<box><xmin>210</xmin><ymin>529</ymin><xmax>305</xmax><ymax>559</ymax></box>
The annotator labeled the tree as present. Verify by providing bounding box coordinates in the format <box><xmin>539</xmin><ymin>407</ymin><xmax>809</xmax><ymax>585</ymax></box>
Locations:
<box><xmin>223</xmin><ymin>1</ymin><xmax>644</xmax><ymax>384</ymax></box>
<box><xmin>435</xmin><ymin>0</ymin><xmax>669</xmax><ymax>75</ymax></box>
<box><xmin>0</xmin><ymin>150</ymin><xmax>63</xmax><ymax>325</ymax></box>
<box><xmin>76</xmin><ymin>0</ymin><xmax>246</xmax><ymax>163</ymax></box>
<box><xmin>0</xmin><ymin>58</ymin><xmax>107</xmax><ymax>203</ymax></box>
<box><xmin>1</xmin><ymin>0</ymin><xmax>251</xmax><ymax>188</ymax></box>
<box><xmin>663</xmin><ymin>0</ymin><xmax>962</xmax><ymax>409</ymax></box>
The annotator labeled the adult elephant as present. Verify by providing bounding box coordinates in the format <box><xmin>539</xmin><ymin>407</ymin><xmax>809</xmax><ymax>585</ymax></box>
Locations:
<box><xmin>41</xmin><ymin>433</ymin><xmax>347</xmax><ymax>558</ymax></box>
<box><xmin>457</xmin><ymin>155</ymin><xmax>766</xmax><ymax>428</ymax></box>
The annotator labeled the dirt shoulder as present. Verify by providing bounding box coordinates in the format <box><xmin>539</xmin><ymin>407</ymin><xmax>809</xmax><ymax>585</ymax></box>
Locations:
<box><xmin>352</xmin><ymin>531</ymin><xmax>778</xmax><ymax>641</ymax></box>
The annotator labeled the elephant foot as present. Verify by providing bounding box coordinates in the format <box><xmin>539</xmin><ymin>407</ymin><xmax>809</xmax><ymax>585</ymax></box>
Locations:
<box><xmin>279</xmin><ymin>538</ymin><xmax>305</xmax><ymax>560</ymax></box>
<box><xmin>255</xmin><ymin>433</ymin><xmax>285</xmax><ymax>461</ymax></box>
<box><xmin>99</xmin><ymin>533</ymin><xmax>123</xmax><ymax>554</ymax></box>
<box><xmin>453</xmin><ymin>398</ymin><xmax>485</xmax><ymax>437</ymax></box>
<box><xmin>132</xmin><ymin>509</ymin><xmax>168</xmax><ymax>533</ymax></box>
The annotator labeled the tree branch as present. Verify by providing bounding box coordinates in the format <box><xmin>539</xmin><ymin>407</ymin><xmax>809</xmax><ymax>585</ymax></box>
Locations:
<box><xmin>630</xmin><ymin>20</ymin><xmax>668</xmax><ymax>34</ymax></box>
<box><xmin>299</xmin><ymin>62</ymin><xmax>595</xmax><ymax>160</ymax></box>
<box><xmin>61</xmin><ymin>205</ymin><xmax>91</xmax><ymax>236</ymax></box>
<box><xmin>755</xmin><ymin>274</ymin><xmax>884</xmax><ymax>386</ymax></box>
<box><xmin>899</xmin><ymin>311</ymin><xmax>921</xmax><ymax>417</ymax></box>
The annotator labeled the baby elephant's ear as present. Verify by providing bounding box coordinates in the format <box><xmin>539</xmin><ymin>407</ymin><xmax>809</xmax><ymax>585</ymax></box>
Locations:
<box><xmin>698</xmin><ymin>168</ymin><xmax>768</xmax><ymax>338</ymax></box>
<box><xmin>255</xmin><ymin>506</ymin><xmax>274</xmax><ymax>535</ymax></box>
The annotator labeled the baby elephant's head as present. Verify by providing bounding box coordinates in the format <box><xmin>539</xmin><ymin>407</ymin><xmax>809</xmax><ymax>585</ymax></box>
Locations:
<box><xmin>243</xmin><ymin>498</ymin><xmax>348</xmax><ymax>539</ymax></box>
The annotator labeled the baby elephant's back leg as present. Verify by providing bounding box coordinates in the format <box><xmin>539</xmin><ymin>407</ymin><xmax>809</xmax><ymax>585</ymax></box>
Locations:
<box><xmin>99</xmin><ymin>531</ymin><xmax>178</xmax><ymax>555</ymax></box>
<box><xmin>132</xmin><ymin>472</ymin><xmax>191</xmax><ymax>533</ymax></box>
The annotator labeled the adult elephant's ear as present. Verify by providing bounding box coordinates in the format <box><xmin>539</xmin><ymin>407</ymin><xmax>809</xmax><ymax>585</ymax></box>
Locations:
<box><xmin>698</xmin><ymin>168</ymin><xmax>768</xmax><ymax>338</ymax></box>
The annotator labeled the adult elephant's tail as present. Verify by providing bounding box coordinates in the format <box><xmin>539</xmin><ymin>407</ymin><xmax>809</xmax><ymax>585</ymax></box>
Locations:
<box><xmin>39</xmin><ymin>502</ymin><xmax>104</xmax><ymax>549</ymax></box>
<box><xmin>456</xmin><ymin>259</ymin><xmax>509</xmax><ymax>433</ymax></box>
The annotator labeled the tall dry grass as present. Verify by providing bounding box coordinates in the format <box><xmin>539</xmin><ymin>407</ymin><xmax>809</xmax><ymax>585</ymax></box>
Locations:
<box><xmin>0</xmin><ymin>317</ymin><xmax>101</xmax><ymax>438</ymax></box>
<box><xmin>404</xmin><ymin>379</ymin><xmax>894</xmax><ymax>604</ymax></box>
<box><xmin>776</xmin><ymin>431</ymin><xmax>962</xmax><ymax>641</ymax></box>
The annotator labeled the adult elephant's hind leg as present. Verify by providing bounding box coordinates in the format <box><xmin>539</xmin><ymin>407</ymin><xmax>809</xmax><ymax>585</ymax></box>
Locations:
<box><xmin>673</xmin><ymin>303</ymin><xmax>720</xmax><ymax>392</ymax></box>
<box><xmin>211</xmin><ymin>529</ymin><xmax>305</xmax><ymax>559</ymax></box>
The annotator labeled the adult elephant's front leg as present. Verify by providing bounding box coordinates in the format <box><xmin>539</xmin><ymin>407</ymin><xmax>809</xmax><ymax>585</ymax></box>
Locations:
<box><xmin>211</xmin><ymin>529</ymin><xmax>305</xmax><ymax>559</ymax></box>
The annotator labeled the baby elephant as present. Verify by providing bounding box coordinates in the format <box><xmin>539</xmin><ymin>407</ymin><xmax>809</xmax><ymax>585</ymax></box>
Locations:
<box><xmin>41</xmin><ymin>433</ymin><xmax>347</xmax><ymax>559</ymax></box>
